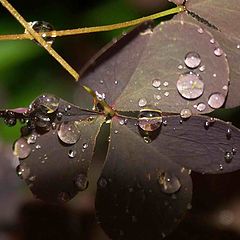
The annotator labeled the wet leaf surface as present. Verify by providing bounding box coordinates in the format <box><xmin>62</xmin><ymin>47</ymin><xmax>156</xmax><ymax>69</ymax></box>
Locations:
<box><xmin>183</xmin><ymin>0</ymin><xmax>240</xmax><ymax>108</ymax></box>
<box><xmin>14</xmin><ymin>97</ymin><xmax>105</xmax><ymax>202</ymax></box>
<box><xmin>96</xmin><ymin>117</ymin><xmax>192</xmax><ymax>240</ymax></box>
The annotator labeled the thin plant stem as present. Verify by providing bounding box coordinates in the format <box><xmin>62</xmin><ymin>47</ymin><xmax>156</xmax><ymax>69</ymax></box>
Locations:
<box><xmin>0</xmin><ymin>0</ymin><xmax>79</xmax><ymax>80</ymax></box>
<box><xmin>0</xmin><ymin>6</ymin><xmax>185</xmax><ymax>41</ymax></box>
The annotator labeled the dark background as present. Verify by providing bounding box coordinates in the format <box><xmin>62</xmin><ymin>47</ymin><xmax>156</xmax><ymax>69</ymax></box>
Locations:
<box><xmin>0</xmin><ymin>0</ymin><xmax>240</xmax><ymax>239</ymax></box>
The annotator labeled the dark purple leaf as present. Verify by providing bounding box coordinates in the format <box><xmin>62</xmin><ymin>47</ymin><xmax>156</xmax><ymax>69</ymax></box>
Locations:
<box><xmin>183</xmin><ymin>0</ymin><xmax>240</xmax><ymax>108</ymax></box>
<box><xmin>96</xmin><ymin>117</ymin><xmax>192</xmax><ymax>240</ymax></box>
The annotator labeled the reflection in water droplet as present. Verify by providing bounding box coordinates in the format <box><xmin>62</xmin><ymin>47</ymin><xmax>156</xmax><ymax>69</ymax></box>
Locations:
<box><xmin>138</xmin><ymin>98</ymin><xmax>147</xmax><ymax>107</ymax></box>
<box><xmin>98</xmin><ymin>177</ymin><xmax>108</xmax><ymax>188</ymax></box>
<box><xmin>16</xmin><ymin>164</ymin><xmax>30</xmax><ymax>180</ymax></box>
<box><xmin>68</xmin><ymin>149</ymin><xmax>77</xmax><ymax>158</ymax></box>
<box><xmin>58</xmin><ymin>121</ymin><xmax>81</xmax><ymax>144</ymax></box>
<box><xmin>30</xmin><ymin>94</ymin><xmax>59</xmax><ymax>113</ymax></box>
<box><xmin>28</xmin><ymin>21</ymin><xmax>55</xmax><ymax>45</ymax></box>
<box><xmin>208</xmin><ymin>93</ymin><xmax>225</xmax><ymax>109</ymax></box>
<box><xmin>196</xmin><ymin>103</ymin><xmax>206</xmax><ymax>112</ymax></box>
<box><xmin>225</xmin><ymin>151</ymin><xmax>233</xmax><ymax>163</ymax></box>
<box><xmin>13</xmin><ymin>138</ymin><xmax>31</xmax><ymax>159</ymax></box>
<box><xmin>27</xmin><ymin>133</ymin><xmax>38</xmax><ymax>144</ymax></box>
<box><xmin>180</xmin><ymin>109</ymin><xmax>192</xmax><ymax>119</ymax></box>
<box><xmin>214</xmin><ymin>47</ymin><xmax>224</xmax><ymax>57</ymax></box>
<box><xmin>152</xmin><ymin>79</ymin><xmax>161</xmax><ymax>88</ymax></box>
<box><xmin>75</xmin><ymin>174</ymin><xmax>88</xmax><ymax>191</ymax></box>
<box><xmin>159</xmin><ymin>172</ymin><xmax>181</xmax><ymax>194</ymax></box>
<box><xmin>184</xmin><ymin>52</ymin><xmax>201</xmax><ymax>69</ymax></box>
<box><xmin>138</xmin><ymin>109</ymin><xmax>162</xmax><ymax>132</ymax></box>
<box><xmin>177</xmin><ymin>73</ymin><xmax>204</xmax><ymax>99</ymax></box>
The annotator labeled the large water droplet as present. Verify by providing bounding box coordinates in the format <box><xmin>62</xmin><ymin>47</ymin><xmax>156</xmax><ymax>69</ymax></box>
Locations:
<box><xmin>4</xmin><ymin>117</ymin><xmax>17</xmax><ymax>127</ymax></box>
<box><xmin>177</xmin><ymin>73</ymin><xmax>204</xmax><ymax>99</ymax></box>
<box><xmin>180</xmin><ymin>108</ymin><xmax>192</xmax><ymax>119</ymax></box>
<box><xmin>225</xmin><ymin>151</ymin><xmax>233</xmax><ymax>163</ymax></box>
<box><xmin>184</xmin><ymin>52</ymin><xmax>201</xmax><ymax>69</ymax></box>
<box><xmin>29</xmin><ymin>21</ymin><xmax>55</xmax><ymax>45</ymax></box>
<box><xmin>138</xmin><ymin>109</ymin><xmax>162</xmax><ymax>132</ymax></box>
<box><xmin>75</xmin><ymin>174</ymin><xmax>88</xmax><ymax>191</ymax></box>
<box><xmin>13</xmin><ymin>138</ymin><xmax>31</xmax><ymax>159</ymax></box>
<box><xmin>159</xmin><ymin>172</ymin><xmax>181</xmax><ymax>194</ymax></box>
<box><xmin>208</xmin><ymin>93</ymin><xmax>225</xmax><ymax>109</ymax></box>
<box><xmin>138</xmin><ymin>98</ymin><xmax>147</xmax><ymax>107</ymax></box>
<box><xmin>58</xmin><ymin>121</ymin><xmax>81</xmax><ymax>144</ymax></box>
<box><xmin>30</xmin><ymin>94</ymin><xmax>59</xmax><ymax>114</ymax></box>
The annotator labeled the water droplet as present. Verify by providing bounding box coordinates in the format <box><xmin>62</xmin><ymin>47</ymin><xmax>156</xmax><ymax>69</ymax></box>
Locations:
<box><xmin>83</xmin><ymin>143</ymin><xmax>88</xmax><ymax>149</ymax></box>
<box><xmin>164</xmin><ymin>92</ymin><xmax>169</xmax><ymax>97</ymax></box>
<box><xmin>237</xmin><ymin>45</ymin><xmax>240</xmax><ymax>49</ymax></box>
<box><xmin>154</xmin><ymin>94</ymin><xmax>161</xmax><ymax>100</ymax></box>
<box><xmin>58</xmin><ymin>192</ymin><xmax>70</xmax><ymax>202</ymax></box>
<box><xmin>138</xmin><ymin>98</ymin><xmax>147</xmax><ymax>107</ymax></box>
<box><xmin>56</xmin><ymin>112</ymin><xmax>63</xmax><ymax>120</ymax></box>
<box><xmin>199</xmin><ymin>65</ymin><xmax>206</xmax><ymax>72</ymax></box>
<box><xmin>177</xmin><ymin>73</ymin><xmax>204</xmax><ymax>99</ymax></box>
<box><xmin>214</xmin><ymin>47</ymin><xmax>224</xmax><ymax>57</ymax></box>
<box><xmin>114</xmin><ymin>130</ymin><xmax>118</xmax><ymax>134</ymax></box>
<box><xmin>226</xmin><ymin>128</ymin><xmax>232</xmax><ymax>140</ymax></box>
<box><xmin>138</xmin><ymin>109</ymin><xmax>162</xmax><ymax>132</ymax></box>
<box><xmin>223</xmin><ymin>85</ymin><xmax>228</xmax><ymax>91</ymax></box>
<box><xmin>58</xmin><ymin>121</ymin><xmax>81</xmax><ymax>144</ymax></box>
<box><xmin>232</xmin><ymin>148</ymin><xmax>237</xmax><ymax>155</ymax></box>
<box><xmin>204</xmin><ymin>118</ymin><xmax>215</xmax><ymax>129</ymax></box>
<box><xmin>197</xmin><ymin>27</ymin><xmax>204</xmax><ymax>34</ymax></box>
<box><xmin>16</xmin><ymin>164</ymin><xmax>30</xmax><ymax>180</ymax></box>
<box><xmin>75</xmin><ymin>174</ymin><xmax>88</xmax><ymax>191</ymax></box>
<box><xmin>30</xmin><ymin>94</ymin><xmax>59</xmax><ymax>113</ymax></box>
<box><xmin>152</xmin><ymin>79</ymin><xmax>161</xmax><ymax>88</ymax></box>
<box><xmin>95</xmin><ymin>91</ymin><xmax>105</xmax><ymax>101</ymax></box>
<box><xmin>180</xmin><ymin>108</ymin><xmax>192</xmax><ymax>119</ymax></box>
<box><xmin>163</xmin><ymin>120</ymin><xmax>168</xmax><ymax>126</ymax></box>
<box><xmin>34</xmin><ymin>112</ymin><xmax>51</xmax><ymax>129</ymax></box>
<box><xmin>196</xmin><ymin>103</ymin><xmax>206</xmax><ymax>112</ymax></box>
<box><xmin>210</xmin><ymin>38</ymin><xmax>215</xmax><ymax>44</ymax></box>
<box><xmin>219</xmin><ymin>164</ymin><xmax>224</xmax><ymax>171</ymax></box>
<box><xmin>184</xmin><ymin>52</ymin><xmax>201</xmax><ymax>69</ymax></box>
<box><xmin>28</xmin><ymin>21</ymin><xmax>55</xmax><ymax>45</ymax></box>
<box><xmin>98</xmin><ymin>177</ymin><xmax>107</xmax><ymax>188</ymax></box>
<box><xmin>163</xmin><ymin>81</ymin><xmax>169</xmax><ymax>87</ymax></box>
<box><xmin>29</xmin><ymin>176</ymin><xmax>36</xmax><ymax>182</ymax></box>
<box><xmin>114</xmin><ymin>80</ymin><xmax>118</xmax><ymax>85</ymax></box>
<box><xmin>68</xmin><ymin>149</ymin><xmax>77</xmax><ymax>158</ymax></box>
<box><xmin>4</xmin><ymin>117</ymin><xmax>17</xmax><ymax>127</ymax></box>
<box><xmin>225</xmin><ymin>151</ymin><xmax>233</xmax><ymax>163</ymax></box>
<box><xmin>159</xmin><ymin>172</ymin><xmax>181</xmax><ymax>194</ymax></box>
<box><xmin>208</xmin><ymin>93</ymin><xmax>225</xmax><ymax>109</ymax></box>
<box><xmin>143</xmin><ymin>136</ymin><xmax>152</xmax><ymax>144</ymax></box>
<box><xmin>178</xmin><ymin>64</ymin><xmax>183</xmax><ymax>70</ymax></box>
<box><xmin>27</xmin><ymin>133</ymin><xmax>37</xmax><ymax>144</ymax></box>
<box><xmin>13</xmin><ymin>138</ymin><xmax>31</xmax><ymax>159</ymax></box>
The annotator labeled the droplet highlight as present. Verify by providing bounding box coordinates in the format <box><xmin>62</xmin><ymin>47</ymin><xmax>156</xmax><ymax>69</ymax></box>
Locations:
<box><xmin>159</xmin><ymin>172</ymin><xmax>181</xmax><ymax>194</ymax></box>
<box><xmin>184</xmin><ymin>52</ymin><xmax>201</xmax><ymax>69</ymax></box>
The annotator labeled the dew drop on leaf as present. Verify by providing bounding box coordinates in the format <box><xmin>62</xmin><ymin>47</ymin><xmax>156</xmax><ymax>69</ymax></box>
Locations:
<box><xmin>30</xmin><ymin>94</ymin><xmax>59</xmax><ymax>113</ymax></box>
<box><xmin>16</xmin><ymin>164</ymin><xmax>30</xmax><ymax>180</ymax></box>
<box><xmin>98</xmin><ymin>177</ymin><xmax>108</xmax><ymax>188</ymax></box>
<box><xmin>158</xmin><ymin>172</ymin><xmax>181</xmax><ymax>194</ymax></box>
<box><xmin>75</xmin><ymin>174</ymin><xmax>88</xmax><ymax>191</ymax></box>
<box><xmin>138</xmin><ymin>98</ymin><xmax>147</xmax><ymax>107</ymax></box>
<box><xmin>152</xmin><ymin>79</ymin><xmax>161</xmax><ymax>88</ymax></box>
<box><xmin>13</xmin><ymin>138</ymin><xmax>31</xmax><ymax>159</ymax></box>
<box><xmin>68</xmin><ymin>149</ymin><xmax>77</xmax><ymax>158</ymax></box>
<box><xmin>138</xmin><ymin>109</ymin><xmax>162</xmax><ymax>132</ymax></box>
<box><xmin>27</xmin><ymin>133</ymin><xmax>38</xmax><ymax>144</ymax></box>
<box><xmin>199</xmin><ymin>65</ymin><xmax>206</xmax><ymax>72</ymax></box>
<box><xmin>225</xmin><ymin>151</ymin><xmax>233</xmax><ymax>163</ymax></box>
<box><xmin>177</xmin><ymin>73</ymin><xmax>204</xmax><ymax>99</ymax></box>
<box><xmin>184</xmin><ymin>52</ymin><xmax>201</xmax><ymax>69</ymax></box>
<box><xmin>180</xmin><ymin>108</ymin><xmax>192</xmax><ymax>119</ymax></box>
<box><xmin>214</xmin><ymin>47</ymin><xmax>224</xmax><ymax>57</ymax></box>
<box><xmin>4</xmin><ymin>117</ymin><xmax>17</xmax><ymax>127</ymax></box>
<box><xmin>58</xmin><ymin>121</ymin><xmax>81</xmax><ymax>144</ymax></box>
<box><xmin>196</xmin><ymin>103</ymin><xmax>206</xmax><ymax>112</ymax></box>
<box><xmin>208</xmin><ymin>93</ymin><xmax>225</xmax><ymax>109</ymax></box>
